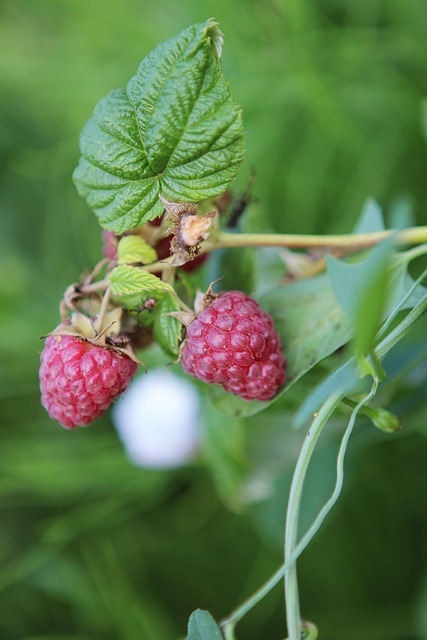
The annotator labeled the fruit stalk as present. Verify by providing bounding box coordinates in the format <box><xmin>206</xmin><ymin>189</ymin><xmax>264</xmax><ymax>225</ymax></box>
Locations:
<box><xmin>203</xmin><ymin>226</ymin><xmax>427</xmax><ymax>253</ymax></box>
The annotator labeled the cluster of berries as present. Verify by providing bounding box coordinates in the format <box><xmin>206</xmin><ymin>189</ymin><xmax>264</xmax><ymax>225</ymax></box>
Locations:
<box><xmin>39</xmin><ymin>290</ymin><xmax>285</xmax><ymax>429</ymax></box>
<box><xmin>39</xmin><ymin>201</ymin><xmax>286</xmax><ymax>430</ymax></box>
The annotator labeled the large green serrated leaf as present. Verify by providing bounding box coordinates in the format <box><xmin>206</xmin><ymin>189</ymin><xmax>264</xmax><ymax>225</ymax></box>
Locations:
<box><xmin>210</xmin><ymin>274</ymin><xmax>354</xmax><ymax>417</ymax></box>
<box><xmin>152</xmin><ymin>294</ymin><xmax>183</xmax><ymax>359</ymax></box>
<box><xmin>186</xmin><ymin>610</ymin><xmax>223</xmax><ymax>640</ymax></box>
<box><xmin>110</xmin><ymin>265</ymin><xmax>174</xmax><ymax>297</ymax></box>
<box><xmin>73</xmin><ymin>20</ymin><xmax>244</xmax><ymax>232</ymax></box>
<box><xmin>117</xmin><ymin>235</ymin><xmax>157</xmax><ymax>265</ymax></box>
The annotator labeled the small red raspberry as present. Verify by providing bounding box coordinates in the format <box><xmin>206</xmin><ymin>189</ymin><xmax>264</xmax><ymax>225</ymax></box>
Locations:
<box><xmin>39</xmin><ymin>335</ymin><xmax>137</xmax><ymax>429</ymax></box>
<box><xmin>102</xmin><ymin>230</ymin><xmax>118</xmax><ymax>261</ymax></box>
<box><xmin>181</xmin><ymin>291</ymin><xmax>286</xmax><ymax>401</ymax></box>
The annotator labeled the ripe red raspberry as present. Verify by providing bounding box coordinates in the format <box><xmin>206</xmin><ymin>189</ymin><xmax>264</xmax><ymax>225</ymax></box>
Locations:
<box><xmin>181</xmin><ymin>291</ymin><xmax>286</xmax><ymax>401</ymax></box>
<box><xmin>39</xmin><ymin>335</ymin><xmax>137</xmax><ymax>429</ymax></box>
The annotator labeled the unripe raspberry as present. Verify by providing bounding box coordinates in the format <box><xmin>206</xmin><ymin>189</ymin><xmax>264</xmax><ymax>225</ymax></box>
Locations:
<box><xmin>39</xmin><ymin>334</ymin><xmax>137</xmax><ymax>429</ymax></box>
<box><xmin>181</xmin><ymin>291</ymin><xmax>286</xmax><ymax>401</ymax></box>
<box><xmin>102</xmin><ymin>230</ymin><xmax>118</xmax><ymax>260</ymax></box>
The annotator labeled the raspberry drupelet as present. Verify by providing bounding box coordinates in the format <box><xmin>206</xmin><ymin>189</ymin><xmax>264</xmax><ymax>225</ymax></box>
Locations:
<box><xmin>39</xmin><ymin>334</ymin><xmax>137</xmax><ymax>429</ymax></box>
<box><xmin>181</xmin><ymin>291</ymin><xmax>286</xmax><ymax>401</ymax></box>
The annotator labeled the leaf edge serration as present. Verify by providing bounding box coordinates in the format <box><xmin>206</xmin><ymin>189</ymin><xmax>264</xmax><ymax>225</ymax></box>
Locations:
<box><xmin>73</xmin><ymin>19</ymin><xmax>244</xmax><ymax>233</ymax></box>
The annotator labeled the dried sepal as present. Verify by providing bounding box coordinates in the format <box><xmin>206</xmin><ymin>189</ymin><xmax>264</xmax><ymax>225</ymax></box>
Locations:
<box><xmin>45</xmin><ymin>307</ymin><xmax>143</xmax><ymax>365</ymax></box>
<box><xmin>159</xmin><ymin>194</ymin><xmax>197</xmax><ymax>218</ymax></box>
<box><xmin>166</xmin><ymin>311</ymin><xmax>197</xmax><ymax>327</ymax></box>
<box><xmin>159</xmin><ymin>193</ymin><xmax>217</xmax><ymax>266</ymax></box>
<box><xmin>180</xmin><ymin>210</ymin><xmax>217</xmax><ymax>247</ymax></box>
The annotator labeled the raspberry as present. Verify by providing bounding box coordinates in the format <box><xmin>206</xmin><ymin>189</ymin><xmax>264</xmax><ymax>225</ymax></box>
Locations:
<box><xmin>39</xmin><ymin>334</ymin><xmax>137</xmax><ymax>429</ymax></box>
<box><xmin>181</xmin><ymin>291</ymin><xmax>286</xmax><ymax>401</ymax></box>
<box><xmin>102</xmin><ymin>230</ymin><xmax>118</xmax><ymax>260</ymax></box>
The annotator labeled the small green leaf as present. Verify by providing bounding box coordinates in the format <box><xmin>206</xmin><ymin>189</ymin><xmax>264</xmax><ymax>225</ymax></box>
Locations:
<box><xmin>110</xmin><ymin>265</ymin><xmax>174</xmax><ymax>297</ymax></box>
<box><xmin>211</xmin><ymin>274</ymin><xmax>354</xmax><ymax>417</ymax></box>
<box><xmin>300</xmin><ymin>620</ymin><xmax>319</xmax><ymax>640</ymax></box>
<box><xmin>117</xmin><ymin>235</ymin><xmax>157</xmax><ymax>265</ymax></box>
<box><xmin>73</xmin><ymin>20</ymin><xmax>244</xmax><ymax>232</ymax></box>
<box><xmin>326</xmin><ymin>238</ymin><xmax>394</xmax><ymax>356</ymax></box>
<box><xmin>186</xmin><ymin>610</ymin><xmax>224</xmax><ymax>640</ymax></box>
<box><xmin>152</xmin><ymin>294</ymin><xmax>183</xmax><ymax>359</ymax></box>
<box><xmin>342</xmin><ymin>398</ymin><xmax>402</xmax><ymax>433</ymax></box>
<box><xmin>353</xmin><ymin>198</ymin><xmax>385</xmax><ymax>234</ymax></box>
<box><xmin>388</xmin><ymin>196</ymin><xmax>415</xmax><ymax>230</ymax></box>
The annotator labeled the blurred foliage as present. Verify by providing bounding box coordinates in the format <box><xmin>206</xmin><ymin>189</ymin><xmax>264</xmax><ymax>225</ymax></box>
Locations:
<box><xmin>1</xmin><ymin>1</ymin><xmax>427</xmax><ymax>639</ymax></box>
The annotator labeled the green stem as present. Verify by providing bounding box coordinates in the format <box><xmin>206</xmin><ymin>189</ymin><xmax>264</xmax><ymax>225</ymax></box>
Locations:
<box><xmin>206</xmin><ymin>226</ymin><xmax>427</xmax><ymax>253</ymax></box>
<box><xmin>400</xmin><ymin>242</ymin><xmax>427</xmax><ymax>263</ymax></box>
<box><xmin>221</xmin><ymin>381</ymin><xmax>382</xmax><ymax>640</ymax></box>
<box><xmin>221</xmin><ymin>274</ymin><xmax>427</xmax><ymax>639</ymax></box>
<box><xmin>376</xmin><ymin>294</ymin><xmax>427</xmax><ymax>360</ymax></box>
<box><xmin>284</xmin><ymin>392</ymin><xmax>342</xmax><ymax>639</ymax></box>
<box><xmin>284</xmin><ymin>377</ymin><xmax>379</xmax><ymax>640</ymax></box>
<box><xmin>221</xmin><ymin>562</ymin><xmax>295</xmax><ymax>639</ymax></box>
<box><xmin>220</xmin><ymin>393</ymin><xmax>342</xmax><ymax>639</ymax></box>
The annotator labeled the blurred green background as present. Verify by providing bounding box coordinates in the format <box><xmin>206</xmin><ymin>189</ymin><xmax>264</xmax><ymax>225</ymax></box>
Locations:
<box><xmin>2</xmin><ymin>1</ymin><xmax>427</xmax><ymax>639</ymax></box>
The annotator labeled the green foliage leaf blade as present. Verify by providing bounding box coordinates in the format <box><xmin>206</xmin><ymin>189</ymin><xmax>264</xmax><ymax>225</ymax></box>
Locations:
<box><xmin>186</xmin><ymin>609</ymin><xmax>224</xmax><ymax>640</ymax></box>
<box><xmin>110</xmin><ymin>265</ymin><xmax>174</xmax><ymax>297</ymax></box>
<box><xmin>73</xmin><ymin>20</ymin><xmax>244</xmax><ymax>231</ymax></box>
<box><xmin>152</xmin><ymin>294</ymin><xmax>183</xmax><ymax>359</ymax></box>
<box><xmin>353</xmin><ymin>198</ymin><xmax>385</xmax><ymax>233</ymax></box>
<box><xmin>327</xmin><ymin>238</ymin><xmax>394</xmax><ymax>356</ymax></box>
<box><xmin>202</xmin><ymin>400</ymin><xmax>247</xmax><ymax>508</ymax></box>
<box><xmin>117</xmin><ymin>235</ymin><xmax>157</xmax><ymax>265</ymax></box>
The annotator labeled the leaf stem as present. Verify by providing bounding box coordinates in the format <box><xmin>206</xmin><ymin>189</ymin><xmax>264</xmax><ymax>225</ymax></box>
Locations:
<box><xmin>220</xmin><ymin>561</ymin><xmax>295</xmax><ymax>639</ymax></box>
<box><xmin>221</xmin><ymin>276</ymin><xmax>427</xmax><ymax>639</ymax></box>
<box><xmin>220</xmin><ymin>379</ymin><xmax>380</xmax><ymax>640</ymax></box>
<box><xmin>284</xmin><ymin>391</ymin><xmax>342</xmax><ymax>639</ymax></box>
<box><xmin>205</xmin><ymin>226</ymin><xmax>427</xmax><ymax>253</ymax></box>
<box><xmin>284</xmin><ymin>375</ymin><xmax>379</xmax><ymax>639</ymax></box>
<box><xmin>220</xmin><ymin>393</ymin><xmax>342</xmax><ymax>639</ymax></box>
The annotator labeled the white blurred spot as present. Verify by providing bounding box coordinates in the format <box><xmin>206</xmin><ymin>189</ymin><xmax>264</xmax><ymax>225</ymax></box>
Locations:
<box><xmin>112</xmin><ymin>369</ymin><xmax>201</xmax><ymax>468</ymax></box>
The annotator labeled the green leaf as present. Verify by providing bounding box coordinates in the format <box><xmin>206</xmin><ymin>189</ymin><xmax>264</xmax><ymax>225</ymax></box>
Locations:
<box><xmin>326</xmin><ymin>238</ymin><xmax>394</xmax><ymax>356</ymax></box>
<box><xmin>211</xmin><ymin>274</ymin><xmax>354</xmax><ymax>417</ymax></box>
<box><xmin>110</xmin><ymin>265</ymin><xmax>174</xmax><ymax>297</ymax></box>
<box><xmin>202</xmin><ymin>399</ymin><xmax>247</xmax><ymax>508</ymax></box>
<box><xmin>73</xmin><ymin>20</ymin><xmax>244</xmax><ymax>232</ymax></box>
<box><xmin>353</xmin><ymin>198</ymin><xmax>385</xmax><ymax>233</ymax></box>
<box><xmin>388</xmin><ymin>195</ymin><xmax>415</xmax><ymax>230</ymax></box>
<box><xmin>152</xmin><ymin>294</ymin><xmax>183</xmax><ymax>359</ymax></box>
<box><xmin>296</xmin><ymin>265</ymin><xmax>427</xmax><ymax>427</ymax></box>
<box><xmin>117</xmin><ymin>235</ymin><xmax>157</xmax><ymax>265</ymax></box>
<box><xmin>293</xmin><ymin>360</ymin><xmax>361</xmax><ymax>427</ymax></box>
<box><xmin>216</xmin><ymin>245</ymin><xmax>255</xmax><ymax>295</ymax></box>
<box><xmin>186</xmin><ymin>610</ymin><xmax>224</xmax><ymax>640</ymax></box>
